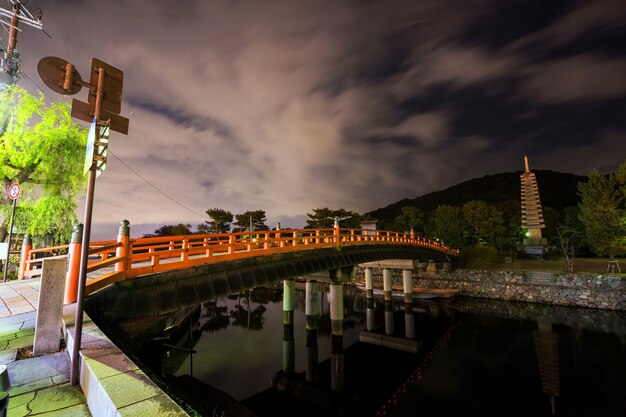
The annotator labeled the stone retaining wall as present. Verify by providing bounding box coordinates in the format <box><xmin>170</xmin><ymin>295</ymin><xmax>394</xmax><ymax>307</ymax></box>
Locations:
<box><xmin>354</xmin><ymin>266</ymin><xmax>626</xmax><ymax>310</ymax></box>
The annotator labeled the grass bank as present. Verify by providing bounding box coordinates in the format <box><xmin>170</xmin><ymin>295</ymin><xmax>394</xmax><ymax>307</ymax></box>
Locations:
<box><xmin>486</xmin><ymin>257</ymin><xmax>624</xmax><ymax>275</ymax></box>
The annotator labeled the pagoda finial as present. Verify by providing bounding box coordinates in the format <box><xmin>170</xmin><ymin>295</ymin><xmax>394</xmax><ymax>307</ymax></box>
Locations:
<box><xmin>524</xmin><ymin>155</ymin><xmax>530</xmax><ymax>172</ymax></box>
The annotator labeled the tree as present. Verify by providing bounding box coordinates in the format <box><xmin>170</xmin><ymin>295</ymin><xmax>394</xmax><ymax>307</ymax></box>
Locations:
<box><xmin>462</xmin><ymin>200</ymin><xmax>506</xmax><ymax>247</ymax></box>
<box><xmin>393</xmin><ymin>206</ymin><xmax>424</xmax><ymax>233</ymax></box>
<box><xmin>0</xmin><ymin>87</ymin><xmax>87</xmax><ymax>244</ymax></box>
<box><xmin>305</xmin><ymin>208</ymin><xmax>361</xmax><ymax>228</ymax></box>
<box><xmin>233</xmin><ymin>210</ymin><xmax>268</xmax><ymax>231</ymax></box>
<box><xmin>149</xmin><ymin>223</ymin><xmax>193</xmax><ymax>237</ymax></box>
<box><xmin>577</xmin><ymin>163</ymin><xmax>626</xmax><ymax>267</ymax></box>
<box><xmin>198</xmin><ymin>208</ymin><xmax>233</xmax><ymax>233</ymax></box>
<box><xmin>431</xmin><ymin>205</ymin><xmax>466</xmax><ymax>248</ymax></box>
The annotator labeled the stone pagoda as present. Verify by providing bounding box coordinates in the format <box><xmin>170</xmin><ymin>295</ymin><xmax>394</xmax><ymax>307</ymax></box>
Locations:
<box><xmin>520</xmin><ymin>156</ymin><xmax>547</xmax><ymax>254</ymax></box>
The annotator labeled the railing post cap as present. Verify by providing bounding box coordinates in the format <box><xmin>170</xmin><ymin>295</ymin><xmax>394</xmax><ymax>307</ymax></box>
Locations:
<box><xmin>23</xmin><ymin>234</ymin><xmax>32</xmax><ymax>245</ymax></box>
<box><xmin>118</xmin><ymin>220</ymin><xmax>130</xmax><ymax>236</ymax></box>
<box><xmin>71</xmin><ymin>224</ymin><xmax>84</xmax><ymax>243</ymax></box>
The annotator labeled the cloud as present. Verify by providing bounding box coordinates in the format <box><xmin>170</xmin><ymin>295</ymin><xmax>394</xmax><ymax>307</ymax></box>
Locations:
<box><xmin>520</xmin><ymin>53</ymin><xmax>626</xmax><ymax>103</ymax></box>
<box><xmin>10</xmin><ymin>0</ymin><xmax>624</xmax><ymax>240</ymax></box>
<box><xmin>511</xmin><ymin>0</ymin><xmax>626</xmax><ymax>49</ymax></box>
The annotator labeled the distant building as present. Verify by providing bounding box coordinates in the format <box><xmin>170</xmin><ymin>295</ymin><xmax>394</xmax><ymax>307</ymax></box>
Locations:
<box><xmin>360</xmin><ymin>220</ymin><xmax>378</xmax><ymax>236</ymax></box>
<box><xmin>521</xmin><ymin>156</ymin><xmax>547</xmax><ymax>254</ymax></box>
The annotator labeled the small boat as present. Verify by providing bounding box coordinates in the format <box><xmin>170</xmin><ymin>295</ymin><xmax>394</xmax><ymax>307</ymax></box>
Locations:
<box><xmin>355</xmin><ymin>283</ymin><xmax>458</xmax><ymax>299</ymax></box>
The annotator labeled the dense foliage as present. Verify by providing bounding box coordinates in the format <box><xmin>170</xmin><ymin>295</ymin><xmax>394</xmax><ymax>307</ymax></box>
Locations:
<box><xmin>198</xmin><ymin>208</ymin><xmax>233</xmax><ymax>233</ymax></box>
<box><xmin>0</xmin><ymin>87</ymin><xmax>87</xmax><ymax>244</ymax></box>
<box><xmin>305</xmin><ymin>208</ymin><xmax>361</xmax><ymax>228</ymax></box>
<box><xmin>577</xmin><ymin>161</ymin><xmax>626</xmax><ymax>260</ymax></box>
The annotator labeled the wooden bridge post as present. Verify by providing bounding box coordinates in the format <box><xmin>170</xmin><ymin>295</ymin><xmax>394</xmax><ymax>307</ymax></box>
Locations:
<box><xmin>333</xmin><ymin>217</ymin><xmax>340</xmax><ymax>246</ymax></box>
<box><xmin>228</xmin><ymin>235</ymin><xmax>235</xmax><ymax>255</ymax></box>
<box><xmin>18</xmin><ymin>234</ymin><xmax>32</xmax><ymax>280</ymax></box>
<box><xmin>64</xmin><ymin>225</ymin><xmax>83</xmax><ymax>304</ymax></box>
<box><xmin>115</xmin><ymin>220</ymin><xmax>131</xmax><ymax>273</ymax></box>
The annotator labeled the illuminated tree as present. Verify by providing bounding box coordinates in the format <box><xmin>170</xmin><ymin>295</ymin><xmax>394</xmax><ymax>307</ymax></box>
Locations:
<box><xmin>577</xmin><ymin>162</ymin><xmax>626</xmax><ymax>265</ymax></box>
<box><xmin>0</xmin><ymin>87</ymin><xmax>87</xmax><ymax>244</ymax></box>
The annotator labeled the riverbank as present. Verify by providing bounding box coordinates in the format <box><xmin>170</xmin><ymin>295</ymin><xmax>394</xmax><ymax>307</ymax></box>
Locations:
<box><xmin>354</xmin><ymin>266</ymin><xmax>626</xmax><ymax>310</ymax></box>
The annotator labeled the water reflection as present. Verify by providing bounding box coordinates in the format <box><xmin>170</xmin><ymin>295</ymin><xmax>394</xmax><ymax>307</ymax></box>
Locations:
<box><xmin>122</xmin><ymin>277</ymin><xmax>626</xmax><ymax>417</ymax></box>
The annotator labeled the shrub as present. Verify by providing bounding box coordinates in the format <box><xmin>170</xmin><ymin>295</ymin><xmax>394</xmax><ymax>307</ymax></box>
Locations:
<box><xmin>460</xmin><ymin>245</ymin><xmax>498</xmax><ymax>269</ymax></box>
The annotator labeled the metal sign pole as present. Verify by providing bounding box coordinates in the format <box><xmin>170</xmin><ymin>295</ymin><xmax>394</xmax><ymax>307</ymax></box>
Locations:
<box><xmin>2</xmin><ymin>198</ymin><xmax>17</xmax><ymax>282</ymax></box>
<box><xmin>70</xmin><ymin>67</ymin><xmax>104</xmax><ymax>386</ymax></box>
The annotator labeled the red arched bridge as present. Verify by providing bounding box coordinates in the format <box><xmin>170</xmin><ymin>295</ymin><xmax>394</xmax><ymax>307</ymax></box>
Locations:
<box><xmin>18</xmin><ymin>222</ymin><xmax>459</xmax><ymax>303</ymax></box>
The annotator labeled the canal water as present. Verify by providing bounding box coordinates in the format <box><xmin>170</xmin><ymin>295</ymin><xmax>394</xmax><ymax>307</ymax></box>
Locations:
<box><xmin>106</xmin><ymin>282</ymin><xmax>626</xmax><ymax>417</ymax></box>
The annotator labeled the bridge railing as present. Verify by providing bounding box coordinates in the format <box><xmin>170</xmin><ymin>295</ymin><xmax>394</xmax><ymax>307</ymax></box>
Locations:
<box><xmin>17</xmin><ymin>224</ymin><xmax>459</xmax><ymax>300</ymax></box>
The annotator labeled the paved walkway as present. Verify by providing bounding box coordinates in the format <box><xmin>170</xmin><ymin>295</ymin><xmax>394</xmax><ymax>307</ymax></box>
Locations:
<box><xmin>0</xmin><ymin>280</ymin><xmax>40</xmax><ymax>318</ymax></box>
<box><xmin>1</xmin><ymin>277</ymin><xmax>190</xmax><ymax>417</ymax></box>
<box><xmin>0</xmin><ymin>295</ymin><xmax>91</xmax><ymax>416</ymax></box>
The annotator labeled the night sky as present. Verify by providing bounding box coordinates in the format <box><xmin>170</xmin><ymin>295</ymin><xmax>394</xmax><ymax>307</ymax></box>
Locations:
<box><xmin>12</xmin><ymin>0</ymin><xmax>626</xmax><ymax>238</ymax></box>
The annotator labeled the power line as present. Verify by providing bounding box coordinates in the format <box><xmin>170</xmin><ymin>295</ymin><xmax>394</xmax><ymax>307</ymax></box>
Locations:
<box><xmin>20</xmin><ymin>71</ymin><xmax>209</xmax><ymax>223</ymax></box>
<box><xmin>108</xmin><ymin>151</ymin><xmax>208</xmax><ymax>221</ymax></box>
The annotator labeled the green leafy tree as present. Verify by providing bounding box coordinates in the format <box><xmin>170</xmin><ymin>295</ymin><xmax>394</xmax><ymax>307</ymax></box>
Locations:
<box><xmin>393</xmin><ymin>206</ymin><xmax>424</xmax><ymax>233</ymax></box>
<box><xmin>0</xmin><ymin>87</ymin><xmax>87</xmax><ymax>244</ymax></box>
<box><xmin>149</xmin><ymin>223</ymin><xmax>193</xmax><ymax>237</ymax></box>
<box><xmin>305</xmin><ymin>208</ymin><xmax>361</xmax><ymax>228</ymax></box>
<box><xmin>577</xmin><ymin>163</ymin><xmax>626</xmax><ymax>263</ymax></box>
<box><xmin>198</xmin><ymin>208</ymin><xmax>233</xmax><ymax>233</ymax></box>
<box><xmin>431</xmin><ymin>205</ymin><xmax>466</xmax><ymax>248</ymax></box>
<box><xmin>234</xmin><ymin>210</ymin><xmax>268</xmax><ymax>231</ymax></box>
<box><xmin>462</xmin><ymin>200</ymin><xmax>506</xmax><ymax>247</ymax></box>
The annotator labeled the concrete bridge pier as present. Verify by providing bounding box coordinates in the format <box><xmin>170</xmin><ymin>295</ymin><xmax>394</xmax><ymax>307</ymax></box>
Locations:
<box><xmin>364</xmin><ymin>267</ymin><xmax>374</xmax><ymax>299</ymax></box>
<box><xmin>305</xmin><ymin>280</ymin><xmax>319</xmax><ymax>383</ymax></box>
<box><xmin>305</xmin><ymin>280</ymin><xmax>319</xmax><ymax>329</ymax></box>
<box><xmin>404</xmin><ymin>301</ymin><xmax>415</xmax><ymax>339</ymax></box>
<box><xmin>402</xmin><ymin>269</ymin><xmax>413</xmax><ymax>303</ymax></box>
<box><xmin>331</xmin><ymin>333</ymin><xmax>345</xmax><ymax>392</ymax></box>
<box><xmin>329</xmin><ymin>283</ymin><xmax>343</xmax><ymax>336</ymax></box>
<box><xmin>383</xmin><ymin>268</ymin><xmax>392</xmax><ymax>301</ymax></box>
<box><xmin>366</xmin><ymin>298</ymin><xmax>375</xmax><ymax>332</ymax></box>
<box><xmin>384</xmin><ymin>300</ymin><xmax>394</xmax><ymax>336</ymax></box>
<box><xmin>282</xmin><ymin>279</ymin><xmax>296</xmax><ymax>373</ymax></box>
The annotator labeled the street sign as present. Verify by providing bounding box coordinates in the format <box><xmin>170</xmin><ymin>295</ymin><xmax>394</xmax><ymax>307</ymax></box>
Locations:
<box><xmin>84</xmin><ymin>118</ymin><xmax>97</xmax><ymax>175</ymax></box>
<box><xmin>8</xmin><ymin>183</ymin><xmax>20</xmax><ymax>200</ymax></box>
<box><xmin>71</xmin><ymin>99</ymin><xmax>129</xmax><ymax>134</ymax></box>
<box><xmin>37</xmin><ymin>56</ymin><xmax>83</xmax><ymax>95</ymax></box>
<box><xmin>95</xmin><ymin>122</ymin><xmax>110</xmax><ymax>177</ymax></box>
<box><xmin>88</xmin><ymin>58</ymin><xmax>123</xmax><ymax>114</ymax></box>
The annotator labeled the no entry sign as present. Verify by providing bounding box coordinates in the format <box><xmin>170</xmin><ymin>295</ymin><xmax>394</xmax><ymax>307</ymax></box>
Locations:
<box><xmin>8</xmin><ymin>183</ymin><xmax>20</xmax><ymax>200</ymax></box>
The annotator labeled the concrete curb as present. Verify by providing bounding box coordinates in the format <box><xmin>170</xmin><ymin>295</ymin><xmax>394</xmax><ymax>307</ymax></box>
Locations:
<box><xmin>62</xmin><ymin>304</ymin><xmax>189</xmax><ymax>417</ymax></box>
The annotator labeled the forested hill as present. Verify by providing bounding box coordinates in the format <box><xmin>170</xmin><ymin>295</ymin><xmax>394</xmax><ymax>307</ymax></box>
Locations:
<box><xmin>366</xmin><ymin>170</ymin><xmax>587</xmax><ymax>227</ymax></box>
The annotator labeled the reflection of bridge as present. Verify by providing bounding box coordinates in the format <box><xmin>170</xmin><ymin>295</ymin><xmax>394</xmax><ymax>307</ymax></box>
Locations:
<box><xmin>18</xmin><ymin>222</ymin><xmax>459</xmax><ymax>308</ymax></box>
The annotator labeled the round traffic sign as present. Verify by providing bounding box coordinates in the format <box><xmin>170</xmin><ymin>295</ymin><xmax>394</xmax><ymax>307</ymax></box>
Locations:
<box><xmin>8</xmin><ymin>183</ymin><xmax>20</xmax><ymax>200</ymax></box>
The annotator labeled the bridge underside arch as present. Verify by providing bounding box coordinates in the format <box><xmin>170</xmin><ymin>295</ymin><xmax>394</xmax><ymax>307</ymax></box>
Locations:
<box><xmin>85</xmin><ymin>244</ymin><xmax>452</xmax><ymax>321</ymax></box>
